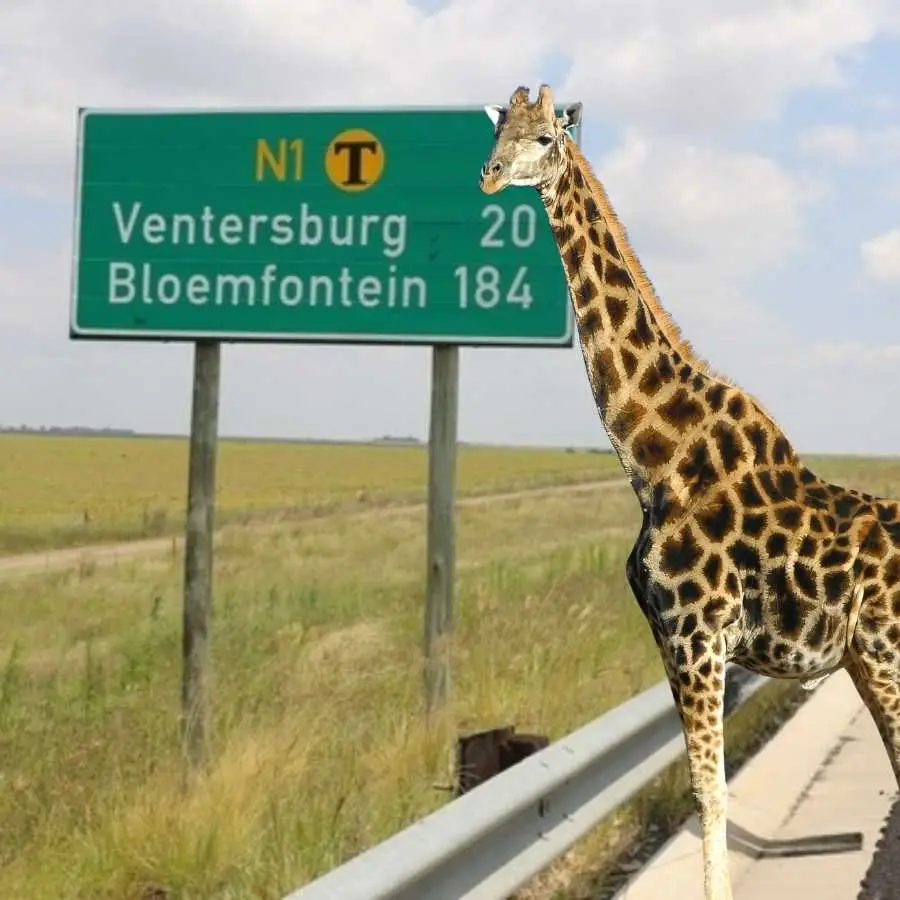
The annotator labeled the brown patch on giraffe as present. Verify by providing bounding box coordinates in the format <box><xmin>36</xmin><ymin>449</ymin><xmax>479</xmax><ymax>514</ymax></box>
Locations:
<box><xmin>775</xmin><ymin>505</ymin><xmax>803</xmax><ymax>529</ymax></box>
<box><xmin>726</xmin><ymin>395</ymin><xmax>746</xmax><ymax>420</ymax></box>
<box><xmin>766</xmin><ymin>531</ymin><xmax>788</xmax><ymax>557</ymax></box>
<box><xmin>821</xmin><ymin>547</ymin><xmax>851</xmax><ymax>568</ymax></box>
<box><xmin>577</xmin><ymin>279</ymin><xmax>598</xmax><ymax>306</ymax></box>
<box><xmin>737</xmin><ymin>474</ymin><xmax>766</xmax><ymax>507</ymax></box>
<box><xmin>632</xmin><ymin>427</ymin><xmax>677</xmax><ymax>469</ymax></box>
<box><xmin>605</xmin><ymin>261</ymin><xmax>633</xmax><ymax>290</ymax></box>
<box><xmin>591</xmin><ymin>252</ymin><xmax>604</xmax><ymax>280</ymax></box>
<box><xmin>678</xmin><ymin>440</ymin><xmax>718</xmax><ymax>497</ymax></box>
<box><xmin>638</xmin><ymin>360</ymin><xmax>670</xmax><ymax>397</ymax></box>
<box><xmin>553</xmin><ymin>222</ymin><xmax>574</xmax><ymax>246</ymax></box>
<box><xmin>565</xmin><ymin>235</ymin><xmax>587</xmax><ymax>283</ymax></box>
<box><xmin>579</xmin><ymin>307</ymin><xmax>601</xmax><ymax>333</ymax></box>
<box><xmin>728</xmin><ymin>539</ymin><xmax>760</xmax><ymax>572</ymax></box>
<box><xmin>584</xmin><ymin>195</ymin><xmax>599</xmax><ymax>221</ymax></box>
<box><xmin>703</xmin><ymin>597</ymin><xmax>730</xmax><ymax>628</ymax></box>
<box><xmin>772</xmin><ymin>435</ymin><xmax>791</xmax><ymax>464</ymax></box>
<box><xmin>603</xmin><ymin>229</ymin><xmax>621</xmax><ymax>259</ymax></box>
<box><xmin>629</xmin><ymin>305</ymin><xmax>654</xmax><ymax>349</ymax></box>
<box><xmin>743</xmin><ymin>424</ymin><xmax>768</xmax><ymax>464</ymax></box>
<box><xmin>605</xmin><ymin>295</ymin><xmax>628</xmax><ymax>329</ymax></box>
<box><xmin>678</xmin><ymin>580</ymin><xmax>703</xmax><ymax>603</ymax></box>
<box><xmin>862</xmin><ymin>524</ymin><xmax>888</xmax><ymax>559</ymax></box>
<box><xmin>703</xmin><ymin>553</ymin><xmax>723</xmax><ymax>589</ymax></box>
<box><xmin>711</xmin><ymin>420</ymin><xmax>744</xmax><ymax>473</ymax></box>
<box><xmin>659</xmin><ymin>524</ymin><xmax>704</xmax><ymax>577</ymax></box>
<box><xmin>878</xmin><ymin>502</ymin><xmax>900</xmax><ymax>523</ymax></box>
<box><xmin>741</xmin><ymin>511</ymin><xmax>767</xmax><ymax>538</ymax></box>
<box><xmin>620</xmin><ymin>348</ymin><xmax>638</xmax><ymax>378</ymax></box>
<box><xmin>695</xmin><ymin>491</ymin><xmax>736</xmax><ymax>542</ymax></box>
<box><xmin>776</xmin><ymin>470</ymin><xmax>799</xmax><ymax>501</ymax></box>
<box><xmin>823</xmin><ymin>569</ymin><xmax>849</xmax><ymax>605</ymax></box>
<box><xmin>705</xmin><ymin>383</ymin><xmax>726</xmax><ymax>412</ymax></box>
<box><xmin>792</xmin><ymin>560</ymin><xmax>817</xmax><ymax>598</ymax></box>
<box><xmin>589</xmin><ymin>348</ymin><xmax>619</xmax><ymax>410</ymax></box>
<box><xmin>658</xmin><ymin>388</ymin><xmax>705</xmax><ymax>433</ymax></box>
<box><xmin>609</xmin><ymin>399</ymin><xmax>646</xmax><ymax>442</ymax></box>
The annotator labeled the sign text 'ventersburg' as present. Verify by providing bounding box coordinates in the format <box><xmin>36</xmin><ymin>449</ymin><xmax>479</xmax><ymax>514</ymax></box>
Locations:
<box><xmin>70</xmin><ymin>108</ymin><xmax>578</xmax><ymax>346</ymax></box>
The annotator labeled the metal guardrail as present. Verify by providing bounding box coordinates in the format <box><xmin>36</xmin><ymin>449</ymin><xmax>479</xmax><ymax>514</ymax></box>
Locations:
<box><xmin>284</xmin><ymin>665</ymin><xmax>770</xmax><ymax>900</ymax></box>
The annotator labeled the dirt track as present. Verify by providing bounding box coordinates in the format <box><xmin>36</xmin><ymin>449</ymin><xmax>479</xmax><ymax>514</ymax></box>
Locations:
<box><xmin>0</xmin><ymin>477</ymin><xmax>630</xmax><ymax>579</ymax></box>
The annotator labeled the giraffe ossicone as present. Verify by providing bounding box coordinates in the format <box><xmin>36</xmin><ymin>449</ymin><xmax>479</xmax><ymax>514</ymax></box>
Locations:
<box><xmin>478</xmin><ymin>82</ymin><xmax>900</xmax><ymax>900</ymax></box>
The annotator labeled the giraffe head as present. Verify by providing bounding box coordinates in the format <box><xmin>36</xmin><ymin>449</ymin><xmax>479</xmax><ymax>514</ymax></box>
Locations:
<box><xmin>479</xmin><ymin>83</ymin><xmax>582</xmax><ymax>194</ymax></box>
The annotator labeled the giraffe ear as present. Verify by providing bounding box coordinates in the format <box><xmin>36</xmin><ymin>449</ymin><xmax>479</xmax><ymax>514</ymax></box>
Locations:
<box><xmin>559</xmin><ymin>103</ymin><xmax>582</xmax><ymax>132</ymax></box>
<box><xmin>484</xmin><ymin>104</ymin><xmax>505</xmax><ymax>127</ymax></box>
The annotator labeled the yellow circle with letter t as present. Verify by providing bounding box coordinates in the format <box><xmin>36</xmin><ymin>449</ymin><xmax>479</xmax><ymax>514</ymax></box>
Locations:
<box><xmin>324</xmin><ymin>128</ymin><xmax>385</xmax><ymax>192</ymax></box>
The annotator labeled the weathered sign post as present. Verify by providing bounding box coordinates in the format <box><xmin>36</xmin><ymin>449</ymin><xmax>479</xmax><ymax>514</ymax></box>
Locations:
<box><xmin>70</xmin><ymin>103</ymin><xmax>581</xmax><ymax>758</ymax></box>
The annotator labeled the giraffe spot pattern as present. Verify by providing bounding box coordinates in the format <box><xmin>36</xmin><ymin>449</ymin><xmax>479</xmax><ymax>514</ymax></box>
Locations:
<box><xmin>660</xmin><ymin>525</ymin><xmax>704</xmax><ymax>577</ymax></box>
<box><xmin>605</xmin><ymin>295</ymin><xmax>627</xmax><ymax>329</ymax></box>
<box><xmin>620</xmin><ymin>348</ymin><xmax>638</xmax><ymax>378</ymax></box>
<box><xmin>603</xmin><ymin>229</ymin><xmax>621</xmax><ymax>258</ymax></box>
<box><xmin>658</xmin><ymin>389</ymin><xmax>705</xmax><ymax>432</ymax></box>
<box><xmin>609</xmin><ymin>399</ymin><xmax>646</xmax><ymax>442</ymax></box>
<box><xmin>632</xmin><ymin>427</ymin><xmax>677</xmax><ymax>468</ymax></box>
<box><xmin>541</xmin><ymin>152</ymin><xmax>900</xmax><ymax>703</ymax></box>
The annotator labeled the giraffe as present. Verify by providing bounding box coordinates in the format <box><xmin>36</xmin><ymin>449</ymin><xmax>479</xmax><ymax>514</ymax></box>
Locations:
<box><xmin>477</xmin><ymin>83</ymin><xmax>900</xmax><ymax>900</ymax></box>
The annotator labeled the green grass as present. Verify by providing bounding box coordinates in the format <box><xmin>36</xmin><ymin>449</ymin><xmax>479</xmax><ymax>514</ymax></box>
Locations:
<box><xmin>0</xmin><ymin>482</ymin><xmax>655</xmax><ymax>898</ymax></box>
<box><xmin>2</xmin><ymin>450</ymin><xmax>898</xmax><ymax>897</ymax></box>
<box><xmin>0</xmin><ymin>434</ymin><xmax>620</xmax><ymax>555</ymax></box>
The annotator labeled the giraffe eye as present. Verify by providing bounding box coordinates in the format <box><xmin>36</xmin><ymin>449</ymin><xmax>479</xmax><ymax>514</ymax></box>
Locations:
<box><xmin>536</xmin><ymin>134</ymin><xmax>554</xmax><ymax>146</ymax></box>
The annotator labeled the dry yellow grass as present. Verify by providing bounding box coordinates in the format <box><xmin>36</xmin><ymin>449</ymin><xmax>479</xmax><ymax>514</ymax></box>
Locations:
<box><xmin>0</xmin><ymin>434</ymin><xmax>620</xmax><ymax>554</ymax></box>
<box><xmin>0</xmin><ymin>450</ymin><xmax>896</xmax><ymax>898</ymax></box>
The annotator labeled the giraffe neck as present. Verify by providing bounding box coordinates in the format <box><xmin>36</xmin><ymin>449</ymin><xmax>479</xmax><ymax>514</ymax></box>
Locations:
<box><xmin>539</xmin><ymin>141</ymin><xmax>718</xmax><ymax>506</ymax></box>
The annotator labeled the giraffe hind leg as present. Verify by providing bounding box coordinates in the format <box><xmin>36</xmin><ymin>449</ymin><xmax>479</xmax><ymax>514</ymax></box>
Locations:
<box><xmin>846</xmin><ymin>654</ymin><xmax>900</xmax><ymax>789</ymax></box>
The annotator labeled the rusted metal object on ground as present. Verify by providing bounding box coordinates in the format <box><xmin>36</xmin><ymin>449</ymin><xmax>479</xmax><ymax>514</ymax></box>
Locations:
<box><xmin>453</xmin><ymin>725</ymin><xmax>550</xmax><ymax>796</ymax></box>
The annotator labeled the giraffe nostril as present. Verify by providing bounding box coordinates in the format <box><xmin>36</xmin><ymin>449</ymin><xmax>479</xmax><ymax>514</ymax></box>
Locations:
<box><xmin>490</xmin><ymin>162</ymin><xmax>502</xmax><ymax>175</ymax></box>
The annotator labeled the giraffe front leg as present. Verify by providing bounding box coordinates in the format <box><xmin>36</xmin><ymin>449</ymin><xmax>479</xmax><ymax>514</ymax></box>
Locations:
<box><xmin>666</xmin><ymin>632</ymin><xmax>732</xmax><ymax>900</ymax></box>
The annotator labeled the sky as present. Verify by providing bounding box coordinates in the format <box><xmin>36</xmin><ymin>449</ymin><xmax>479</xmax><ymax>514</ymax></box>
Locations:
<box><xmin>2</xmin><ymin>1</ymin><xmax>900</xmax><ymax>455</ymax></box>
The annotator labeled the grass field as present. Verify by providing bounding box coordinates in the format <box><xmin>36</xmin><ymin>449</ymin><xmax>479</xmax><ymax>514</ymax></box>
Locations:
<box><xmin>1</xmin><ymin>444</ymin><xmax>899</xmax><ymax>897</ymax></box>
<box><xmin>0</xmin><ymin>434</ymin><xmax>622</xmax><ymax>555</ymax></box>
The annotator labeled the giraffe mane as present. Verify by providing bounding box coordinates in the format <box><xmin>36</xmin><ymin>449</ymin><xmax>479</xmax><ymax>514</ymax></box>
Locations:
<box><xmin>565</xmin><ymin>139</ymin><xmax>735</xmax><ymax>386</ymax></box>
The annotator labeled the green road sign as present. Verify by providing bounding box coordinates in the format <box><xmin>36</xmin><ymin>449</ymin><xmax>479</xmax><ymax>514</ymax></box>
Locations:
<box><xmin>70</xmin><ymin>106</ymin><xmax>581</xmax><ymax>347</ymax></box>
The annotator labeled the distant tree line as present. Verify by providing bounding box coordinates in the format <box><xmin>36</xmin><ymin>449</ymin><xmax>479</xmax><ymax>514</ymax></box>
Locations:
<box><xmin>0</xmin><ymin>425</ymin><xmax>137</xmax><ymax>436</ymax></box>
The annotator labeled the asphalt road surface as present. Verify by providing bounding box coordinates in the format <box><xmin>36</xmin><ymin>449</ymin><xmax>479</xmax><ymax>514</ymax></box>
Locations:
<box><xmin>857</xmin><ymin>795</ymin><xmax>900</xmax><ymax>900</ymax></box>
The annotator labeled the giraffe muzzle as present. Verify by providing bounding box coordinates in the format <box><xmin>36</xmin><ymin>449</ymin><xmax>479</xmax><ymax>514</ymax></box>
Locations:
<box><xmin>479</xmin><ymin>160</ymin><xmax>505</xmax><ymax>194</ymax></box>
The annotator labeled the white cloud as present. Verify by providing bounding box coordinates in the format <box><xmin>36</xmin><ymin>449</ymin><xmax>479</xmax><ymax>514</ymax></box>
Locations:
<box><xmin>799</xmin><ymin>124</ymin><xmax>900</xmax><ymax>164</ymax></box>
<box><xmin>560</xmin><ymin>0</ymin><xmax>893</xmax><ymax>134</ymax></box>
<box><xmin>599</xmin><ymin>132</ymin><xmax>812</xmax><ymax>275</ymax></box>
<box><xmin>0</xmin><ymin>0</ymin><xmax>896</xmax><ymax>193</ymax></box>
<box><xmin>861</xmin><ymin>228</ymin><xmax>900</xmax><ymax>283</ymax></box>
<box><xmin>0</xmin><ymin>1</ymin><xmax>898</xmax><ymax>452</ymax></box>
